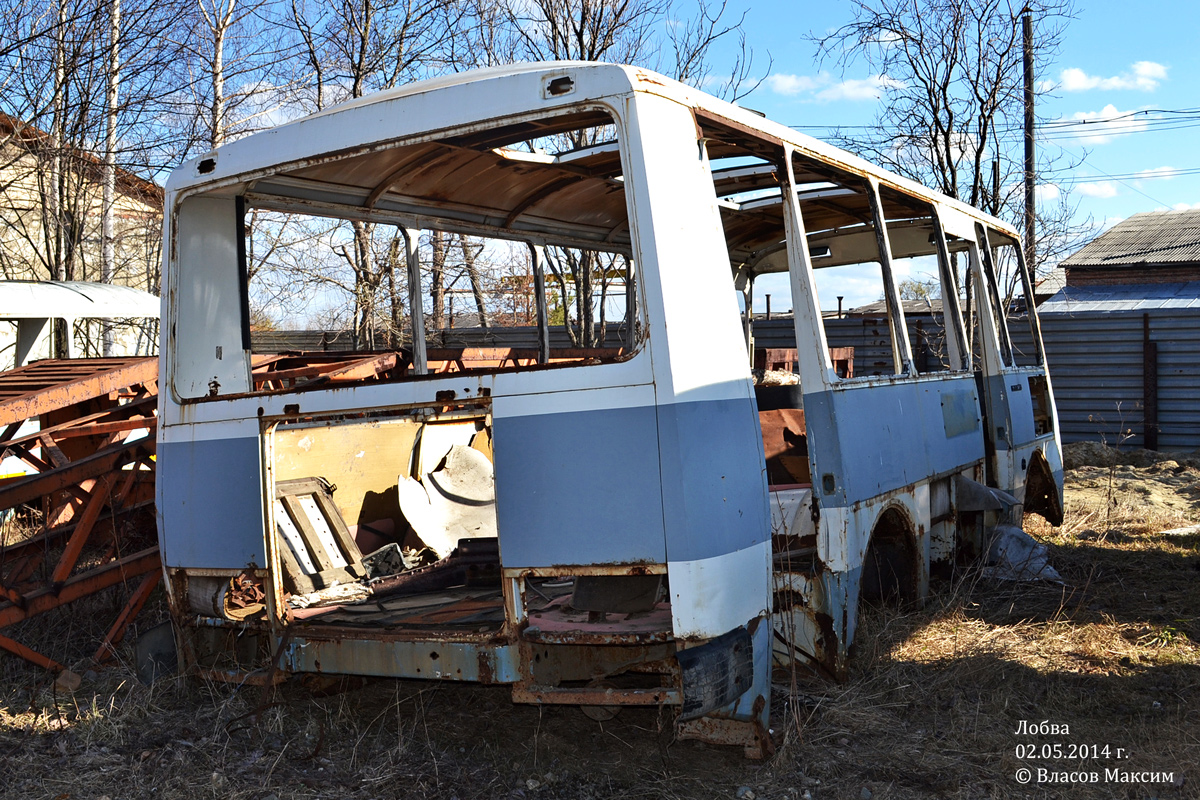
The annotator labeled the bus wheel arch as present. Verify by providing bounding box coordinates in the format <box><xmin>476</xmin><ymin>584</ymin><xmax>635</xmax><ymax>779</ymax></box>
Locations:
<box><xmin>859</xmin><ymin>505</ymin><xmax>920</xmax><ymax>606</ymax></box>
<box><xmin>1023</xmin><ymin>448</ymin><xmax>1064</xmax><ymax>526</ymax></box>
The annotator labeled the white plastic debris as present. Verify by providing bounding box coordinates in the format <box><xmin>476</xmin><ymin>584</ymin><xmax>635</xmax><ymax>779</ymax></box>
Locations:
<box><xmin>985</xmin><ymin>523</ymin><xmax>1061</xmax><ymax>581</ymax></box>
<box><xmin>397</xmin><ymin>444</ymin><xmax>498</xmax><ymax>559</ymax></box>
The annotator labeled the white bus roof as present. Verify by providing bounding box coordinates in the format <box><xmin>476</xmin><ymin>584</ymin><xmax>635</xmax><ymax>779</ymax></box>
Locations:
<box><xmin>168</xmin><ymin>62</ymin><xmax>1019</xmax><ymax>258</ymax></box>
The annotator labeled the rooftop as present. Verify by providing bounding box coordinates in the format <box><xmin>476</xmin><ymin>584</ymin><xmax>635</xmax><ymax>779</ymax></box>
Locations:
<box><xmin>1061</xmin><ymin>209</ymin><xmax>1200</xmax><ymax>269</ymax></box>
<box><xmin>1039</xmin><ymin>280</ymin><xmax>1200</xmax><ymax>314</ymax></box>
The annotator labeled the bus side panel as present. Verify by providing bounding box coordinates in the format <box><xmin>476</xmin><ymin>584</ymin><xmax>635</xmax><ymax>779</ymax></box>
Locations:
<box><xmin>157</xmin><ymin>432</ymin><xmax>266</xmax><ymax>569</ymax></box>
<box><xmin>491</xmin><ymin>392</ymin><xmax>667</xmax><ymax>569</ymax></box>
<box><xmin>804</xmin><ymin>375</ymin><xmax>986</xmax><ymax>512</ymax></box>
<box><xmin>657</xmin><ymin>394</ymin><xmax>771</xmax><ymax>639</ymax></box>
<box><xmin>618</xmin><ymin>93</ymin><xmax>772</xmax><ymax>639</ymax></box>
<box><xmin>620</xmin><ymin>93</ymin><xmax>772</xmax><ymax>740</ymax></box>
<box><xmin>656</xmin><ymin>397</ymin><xmax>769</xmax><ymax>563</ymax></box>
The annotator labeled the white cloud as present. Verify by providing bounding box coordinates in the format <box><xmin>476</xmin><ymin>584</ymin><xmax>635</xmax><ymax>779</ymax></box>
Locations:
<box><xmin>1065</xmin><ymin>104</ymin><xmax>1148</xmax><ymax>144</ymax></box>
<box><xmin>1075</xmin><ymin>181</ymin><xmax>1119</xmax><ymax>198</ymax></box>
<box><xmin>1035</xmin><ymin>183</ymin><xmax>1061</xmax><ymax>202</ymax></box>
<box><xmin>766</xmin><ymin>73</ymin><xmax>824</xmax><ymax>95</ymax></box>
<box><xmin>765</xmin><ymin>72</ymin><xmax>904</xmax><ymax>102</ymax></box>
<box><xmin>817</xmin><ymin>75</ymin><xmax>904</xmax><ymax>101</ymax></box>
<box><xmin>1172</xmin><ymin>202</ymin><xmax>1200</xmax><ymax>211</ymax></box>
<box><xmin>1055</xmin><ymin>61</ymin><xmax>1167</xmax><ymax>92</ymax></box>
<box><xmin>1136</xmin><ymin>166</ymin><xmax>1181</xmax><ymax>180</ymax></box>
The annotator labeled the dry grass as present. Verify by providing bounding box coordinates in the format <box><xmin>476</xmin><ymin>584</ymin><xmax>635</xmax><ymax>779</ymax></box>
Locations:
<box><xmin>2</xmin><ymin>460</ymin><xmax>1197</xmax><ymax>799</ymax></box>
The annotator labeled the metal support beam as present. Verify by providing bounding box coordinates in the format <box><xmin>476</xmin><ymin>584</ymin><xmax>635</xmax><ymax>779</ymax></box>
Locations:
<box><xmin>0</xmin><ymin>357</ymin><xmax>156</xmax><ymax>426</ymax></box>
<box><xmin>403</xmin><ymin>228</ymin><xmax>428</xmax><ymax>375</ymax></box>
<box><xmin>1144</xmin><ymin>313</ymin><xmax>1158</xmax><ymax>450</ymax></box>
<box><xmin>0</xmin><ymin>546</ymin><xmax>160</xmax><ymax>629</ymax></box>
<box><xmin>865</xmin><ymin>177</ymin><xmax>915</xmax><ymax>375</ymax></box>
<box><xmin>530</xmin><ymin>243</ymin><xmax>550</xmax><ymax>364</ymax></box>
<box><xmin>94</xmin><ymin>570</ymin><xmax>160</xmax><ymax>663</ymax></box>
<box><xmin>0</xmin><ymin>633</ymin><xmax>66</xmax><ymax>672</ymax></box>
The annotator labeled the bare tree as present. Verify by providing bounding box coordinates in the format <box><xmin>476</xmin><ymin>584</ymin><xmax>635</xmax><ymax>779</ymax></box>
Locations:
<box><xmin>282</xmin><ymin>0</ymin><xmax>459</xmax><ymax>348</ymax></box>
<box><xmin>100</xmin><ymin>0</ymin><xmax>121</xmax><ymax>354</ymax></box>
<box><xmin>815</xmin><ymin>0</ymin><xmax>1089</xmax><ymax>284</ymax></box>
<box><xmin>183</xmin><ymin>0</ymin><xmax>295</xmax><ymax>149</ymax></box>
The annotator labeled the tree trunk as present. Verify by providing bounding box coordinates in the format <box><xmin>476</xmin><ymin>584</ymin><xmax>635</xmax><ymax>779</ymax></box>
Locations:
<box><xmin>101</xmin><ymin>0</ymin><xmax>121</xmax><ymax>355</ymax></box>
<box><xmin>386</xmin><ymin>233</ymin><xmax>403</xmax><ymax>347</ymax></box>
<box><xmin>460</xmin><ymin>235</ymin><xmax>489</xmax><ymax>330</ymax></box>
<box><xmin>48</xmin><ymin>0</ymin><xmax>65</xmax><ymax>284</ymax></box>
<box><xmin>579</xmin><ymin>250</ymin><xmax>594</xmax><ymax>347</ymax></box>
<box><xmin>352</xmin><ymin>220</ymin><xmax>376</xmax><ymax>348</ymax></box>
<box><xmin>430</xmin><ymin>231</ymin><xmax>445</xmax><ymax>331</ymax></box>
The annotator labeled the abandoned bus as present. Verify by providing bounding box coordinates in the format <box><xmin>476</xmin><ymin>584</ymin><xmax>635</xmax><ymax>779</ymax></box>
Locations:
<box><xmin>157</xmin><ymin>62</ymin><xmax>1063</xmax><ymax>756</ymax></box>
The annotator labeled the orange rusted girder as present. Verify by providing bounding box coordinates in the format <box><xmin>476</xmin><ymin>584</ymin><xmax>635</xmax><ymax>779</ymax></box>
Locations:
<box><xmin>50</xmin><ymin>472</ymin><xmax>119</xmax><ymax>585</ymax></box>
<box><xmin>0</xmin><ymin>546</ymin><xmax>160</xmax><ymax>629</ymax></box>
<box><xmin>0</xmin><ymin>395</ymin><xmax>156</xmax><ymax>452</ymax></box>
<box><xmin>53</xmin><ymin>417</ymin><xmax>156</xmax><ymax>439</ymax></box>
<box><xmin>0</xmin><ymin>496</ymin><xmax>153</xmax><ymax>565</ymax></box>
<box><xmin>93</xmin><ymin>570</ymin><xmax>161</xmax><ymax>663</ymax></box>
<box><xmin>0</xmin><ymin>437</ymin><xmax>154</xmax><ymax>511</ymax></box>
<box><xmin>0</xmin><ymin>357</ymin><xmax>157</xmax><ymax>426</ymax></box>
<box><xmin>320</xmin><ymin>352</ymin><xmax>401</xmax><ymax>383</ymax></box>
<box><xmin>0</xmin><ymin>633</ymin><xmax>66</xmax><ymax>672</ymax></box>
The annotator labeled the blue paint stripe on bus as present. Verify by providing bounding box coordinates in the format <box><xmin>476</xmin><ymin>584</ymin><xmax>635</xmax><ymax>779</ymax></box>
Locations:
<box><xmin>492</xmin><ymin>403</ymin><xmax>668</xmax><ymax>568</ymax></box>
<box><xmin>802</xmin><ymin>378</ymin><xmax>988</xmax><ymax>511</ymax></box>
<box><xmin>158</xmin><ymin>437</ymin><xmax>266</xmax><ymax>569</ymax></box>
<box><xmin>493</xmin><ymin>397</ymin><xmax>770</xmax><ymax>568</ymax></box>
<box><xmin>656</xmin><ymin>397</ymin><xmax>771</xmax><ymax>564</ymax></box>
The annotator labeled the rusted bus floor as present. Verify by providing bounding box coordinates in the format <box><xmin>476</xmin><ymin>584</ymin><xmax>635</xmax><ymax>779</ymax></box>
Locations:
<box><xmin>289</xmin><ymin>588</ymin><xmax>506</xmax><ymax>631</ymax></box>
<box><xmin>285</xmin><ymin>578</ymin><xmax>676</xmax><ymax>643</ymax></box>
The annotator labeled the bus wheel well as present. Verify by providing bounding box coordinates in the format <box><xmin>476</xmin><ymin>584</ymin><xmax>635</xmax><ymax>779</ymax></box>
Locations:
<box><xmin>860</xmin><ymin>507</ymin><xmax>918</xmax><ymax>606</ymax></box>
<box><xmin>1024</xmin><ymin>449</ymin><xmax>1064</xmax><ymax>526</ymax></box>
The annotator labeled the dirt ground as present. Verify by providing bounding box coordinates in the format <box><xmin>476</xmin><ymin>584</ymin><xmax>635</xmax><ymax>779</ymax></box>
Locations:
<box><xmin>1</xmin><ymin>441</ymin><xmax>1197</xmax><ymax>799</ymax></box>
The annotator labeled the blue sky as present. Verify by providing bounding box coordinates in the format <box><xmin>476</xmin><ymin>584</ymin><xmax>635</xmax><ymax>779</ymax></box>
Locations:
<box><xmin>716</xmin><ymin>0</ymin><xmax>1200</xmax><ymax>307</ymax></box>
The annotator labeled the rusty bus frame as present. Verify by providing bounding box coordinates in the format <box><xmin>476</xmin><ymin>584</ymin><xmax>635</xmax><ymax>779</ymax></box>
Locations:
<box><xmin>156</xmin><ymin>63</ymin><xmax>1063</xmax><ymax>756</ymax></box>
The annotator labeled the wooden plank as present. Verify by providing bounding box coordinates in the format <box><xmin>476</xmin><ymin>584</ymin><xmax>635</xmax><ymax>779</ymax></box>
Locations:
<box><xmin>276</xmin><ymin>534</ymin><xmax>316</xmax><ymax>594</ymax></box>
<box><xmin>280</xmin><ymin>495</ymin><xmax>336</xmax><ymax>572</ymax></box>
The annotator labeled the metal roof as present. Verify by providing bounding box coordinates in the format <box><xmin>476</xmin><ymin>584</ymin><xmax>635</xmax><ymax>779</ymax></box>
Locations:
<box><xmin>0</xmin><ymin>281</ymin><xmax>160</xmax><ymax>319</ymax></box>
<box><xmin>1035</xmin><ymin>267</ymin><xmax>1066</xmax><ymax>296</ymax></box>
<box><xmin>846</xmin><ymin>298</ymin><xmax>944</xmax><ymax>316</ymax></box>
<box><xmin>1038</xmin><ymin>281</ymin><xmax>1200</xmax><ymax>314</ymax></box>
<box><xmin>1061</xmin><ymin>209</ymin><xmax>1200</xmax><ymax>268</ymax></box>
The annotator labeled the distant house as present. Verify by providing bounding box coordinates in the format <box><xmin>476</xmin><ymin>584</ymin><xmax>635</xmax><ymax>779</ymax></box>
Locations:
<box><xmin>1038</xmin><ymin>209</ymin><xmax>1200</xmax><ymax>450</ymax></box>
<box><xmin>0</xmin><ymin>114</ymin><xmax>163</xmax><ymax>361</ymax></box>
<box><xmin>1060</xmin><ymin>209</ymin><xmax>1200</xmax><ymax>286</ymax></box>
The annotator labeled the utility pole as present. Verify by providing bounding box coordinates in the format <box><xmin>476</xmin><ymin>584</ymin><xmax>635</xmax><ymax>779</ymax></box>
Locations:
<box><xmin>1023</xmin><ymin>12</ymin><xmax>1036</xmax><ymax>270</ymax></box>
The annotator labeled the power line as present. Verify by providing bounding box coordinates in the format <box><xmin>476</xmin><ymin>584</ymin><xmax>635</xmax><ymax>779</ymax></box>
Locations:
<box><xmin>787</xmin><ymin>107</ymin><xmax>1200</xmax><ymax>140</ymax></box>
<box><xmin>1071</xmin><ymin>167</ymin><xmax>1200</xmax><ymax>183</ymax></box>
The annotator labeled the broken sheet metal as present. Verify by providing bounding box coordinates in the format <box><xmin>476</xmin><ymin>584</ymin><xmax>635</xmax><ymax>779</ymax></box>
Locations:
<box><xmin>397</xmin><ymin>444</ymin><xmax>498</xmax><ymax>559</ymax></box>
<box><xmin>676</xmin><ymin>626</ymin><xmax>754</xmax><ymax>721</ymax></box>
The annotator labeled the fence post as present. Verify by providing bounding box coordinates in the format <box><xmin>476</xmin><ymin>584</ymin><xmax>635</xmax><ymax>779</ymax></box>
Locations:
<box><xmin>1143</xmin><ymin>313</ymin><xmax>1158</xmax><ymax>450</ymax></box>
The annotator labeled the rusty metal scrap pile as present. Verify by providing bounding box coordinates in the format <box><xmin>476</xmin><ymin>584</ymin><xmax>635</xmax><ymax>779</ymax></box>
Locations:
<box><xmin>0</xmin><ymin>358</ymin><xmax>159</xmax><ymax>673</ymax></box>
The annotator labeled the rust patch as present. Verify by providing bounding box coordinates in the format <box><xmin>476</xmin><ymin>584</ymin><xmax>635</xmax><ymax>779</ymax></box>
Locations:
<box><xmin>476</xmin><ymin>649</ymin><xmax>495</xmax><ymax>684</ymax></box>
